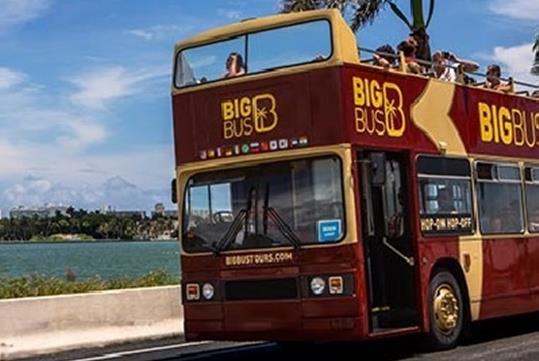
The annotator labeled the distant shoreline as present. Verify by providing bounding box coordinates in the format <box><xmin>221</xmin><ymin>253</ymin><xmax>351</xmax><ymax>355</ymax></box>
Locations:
<box><xmin>0</xmin><ymin>239</ymin><xmax>178</xmax><ymax>245</ymax></box>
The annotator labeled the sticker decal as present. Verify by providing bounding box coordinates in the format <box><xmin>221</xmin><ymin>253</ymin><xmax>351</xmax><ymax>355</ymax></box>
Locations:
<box><xmin>317</xmin><ymin>219</ymin><xmax>342</xmax><ymax>242</ymax></box>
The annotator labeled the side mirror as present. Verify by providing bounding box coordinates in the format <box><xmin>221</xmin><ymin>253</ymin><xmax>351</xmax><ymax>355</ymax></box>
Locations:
<box><xmin>171</xmin><ymin>178</ymin><xmax>177</xmax><ymax>204</ymax></box>
<box><xmin>369</xmin><ymin>153</ymin><xmax>386</xmax><ymax>186</ymax></box>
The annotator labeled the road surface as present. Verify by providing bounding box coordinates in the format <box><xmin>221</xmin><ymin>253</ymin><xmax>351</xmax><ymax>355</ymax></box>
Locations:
<box><xmin>20</xmin><ymin>313</ymin><xmax>539</xmax><ymax>361</ymax></box>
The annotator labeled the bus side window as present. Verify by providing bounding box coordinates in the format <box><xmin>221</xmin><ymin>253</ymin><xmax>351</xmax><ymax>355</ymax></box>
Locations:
<box><xmin>526</xmin><ymin>167</ymin><xmax>539</xmax><ymax>233</ymax></box>
<box><xmin>416</xmin><ymin>156</ymin><xmax>474</xmax><ymax>236</ymax></box>
<box><xmin>476</xmin><ymin>162</ymin><xmax>524</xmax><ymax>235</ymax></box>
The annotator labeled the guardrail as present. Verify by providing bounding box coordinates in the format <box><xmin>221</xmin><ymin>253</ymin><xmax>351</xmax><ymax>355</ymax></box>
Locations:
<box><xmin>0</xmin><ymin>286</ymin><xmax>183</xmax><ymax>360</ymax></box>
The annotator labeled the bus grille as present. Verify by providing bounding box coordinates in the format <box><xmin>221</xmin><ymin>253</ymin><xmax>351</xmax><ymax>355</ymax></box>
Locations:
<box><xmin>224</xmin><ymin>278</ymin><xmax>298</xmax><ymax>300</ymax></box>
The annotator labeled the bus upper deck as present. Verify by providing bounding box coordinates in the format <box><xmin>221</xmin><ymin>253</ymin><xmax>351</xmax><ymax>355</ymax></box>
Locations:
<box><xmin>172</xmin><ymin>9</ymin><xmax>538</xmax><ymax>167</ymax></box>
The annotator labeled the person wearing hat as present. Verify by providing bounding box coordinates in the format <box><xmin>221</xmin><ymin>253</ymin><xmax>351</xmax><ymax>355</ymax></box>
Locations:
<box><xmin>431</xmin><ymin>51</ymin><xmax>479</xmax><ymax>82</ymax></box>
<box><xmin>484</xmin><ymin>64</ymin><xmax>512</xmax><ymax>93</ymax></box>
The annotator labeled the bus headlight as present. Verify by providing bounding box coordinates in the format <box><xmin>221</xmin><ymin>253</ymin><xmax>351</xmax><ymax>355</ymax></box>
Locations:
<box><xmin>310</xmin><ymin>277</ymin><xmax>326</xmax><ymax>296</ymax></box>
<box><xmin>202</xmin><ymin>283</ymin><xmax>215</xmax><ymax>300</ymax></box>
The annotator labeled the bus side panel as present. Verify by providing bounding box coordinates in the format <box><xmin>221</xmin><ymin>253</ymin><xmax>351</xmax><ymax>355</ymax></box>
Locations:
<box><xmin>308</xmin><ymin>67</ymin><xmax>347</xmax><ymax>146</ymax></box>
<box><xmin>527</xmin><ymin>235</ymin><xmax>539</xmax><ymax>302</ymax></box>
<box><xmin>479</xmin><ymin>236</ymin><xmax>533</xmax><ymax>319</ymax></box>
<box><xmin>340</xmin><ymin>66</ymin><xmax>441</xmax><ymax>154</ymax></box>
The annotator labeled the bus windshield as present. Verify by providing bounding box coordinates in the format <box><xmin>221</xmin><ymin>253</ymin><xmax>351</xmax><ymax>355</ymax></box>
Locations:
<box><xmin>183</xmin><ymin>157</ymin><xmax>345</xmax><ymax>253</ymax></box>
<box><xmin>175</xmin><ymin>19</ymin><xmax>332</xmax><ymax>88</ymax></box>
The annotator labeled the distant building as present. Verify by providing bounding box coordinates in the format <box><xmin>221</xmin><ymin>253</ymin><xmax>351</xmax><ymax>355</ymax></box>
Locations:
<box><xmin>101</xmin><ymin>204</ymin><xmax>113</xmax><ymax>214</ymax></box>
<box><xmin>10</xmin><ymin>205</ymin><xmax>70</xmax><ymax>219</ymax></box>
<box><xmin>99</xmin><ymin>205</ymin><xmax>146</xmax><ymax>218</ymax></box>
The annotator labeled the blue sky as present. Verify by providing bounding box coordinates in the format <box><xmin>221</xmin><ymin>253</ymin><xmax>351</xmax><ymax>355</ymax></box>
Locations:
<box><xmin>0</xmin><ymin>0</ymin><xmax>536</xmax><ymax>213</ymax></box>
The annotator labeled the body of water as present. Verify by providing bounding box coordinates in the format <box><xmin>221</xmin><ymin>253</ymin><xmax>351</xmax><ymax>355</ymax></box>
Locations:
<box><xmin>0</xmin><ymin>241</ymin><xmax>181</xmax><ymax>280</ymax></box>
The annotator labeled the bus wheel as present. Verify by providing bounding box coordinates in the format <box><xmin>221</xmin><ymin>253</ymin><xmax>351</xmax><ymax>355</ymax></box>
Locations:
<box><xmin>427</xmin><ymin>270</ymin><xmax>463</xmax><ymax>350</ymax></box>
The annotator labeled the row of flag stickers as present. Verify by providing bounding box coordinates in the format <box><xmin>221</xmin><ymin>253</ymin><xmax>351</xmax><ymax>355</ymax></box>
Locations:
<box><xmin>200</xmin><ymin>136</ymin><xmax>309</xmax><ymax>160</ymax></box>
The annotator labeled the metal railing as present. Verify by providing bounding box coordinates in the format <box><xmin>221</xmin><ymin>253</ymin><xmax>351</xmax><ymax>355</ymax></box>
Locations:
<box><xmin>358</xmin><ymin>47</ymin><xmax>539</xmax><ymax>97</ymax></box>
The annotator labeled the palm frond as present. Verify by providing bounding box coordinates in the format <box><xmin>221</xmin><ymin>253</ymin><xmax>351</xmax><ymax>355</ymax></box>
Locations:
<box><xmin>280</xmin><ymin>0</ymin><xmax>323</xmax><ymax>12</ymax></box>
<box><xmin>388</xmin><ymin>2</ymin><xmax>412</xmax><ymax>30</ymax></box>
<box><xmin>280</xmin><ymin>0</ymin><xmax>350</xmax><ymax>13</ymax></box>
<box><xmin>280</xmin><ymin>0</ymin><xmax>417</xmax><ymax>34</ymax></box>
<box><xmin>349</xmin><ymin>0</ymin><xmax>392</xmax><ymax>32</ymax></box>
<box><xmin>425</xmin><ymin>0</ymin><xmax>435</xmax><ymax>28</ymax></box>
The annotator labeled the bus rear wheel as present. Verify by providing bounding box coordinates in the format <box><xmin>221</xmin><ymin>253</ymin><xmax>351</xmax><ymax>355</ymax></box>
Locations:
<box><xmin>427</xmin><ymin>270</ymin><xmax>463</xmax><ymax>350</ymax></box>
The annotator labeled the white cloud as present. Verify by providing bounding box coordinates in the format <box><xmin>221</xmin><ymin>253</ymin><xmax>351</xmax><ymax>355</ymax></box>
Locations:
<box><xmin>0</xmin><ymin>140</ymin><xmax>173</xmax><ymax>191</ymax></box>
<box><xmin>0</xmin><ymin>67</ymin><xmax>110</xmax><ymax>172</ymax></box>
<box><xmin>0</xmin><ymin>67</ymin><xmax>26</xmax><ymax>89</ymax></box>
<box><xmin>0</xmin><ymin>146</ymin><xmax>174</xmax><ymax>212</ymax></box>
<box><xmin>127</xmin><ymin>29</ymin><xmax>153</xmax><ymax>41</ymax></box>
<box><xmin>126</xmin><ymin>25</ymin><xmax>192</xmax><ymax>41</ymax></box>
<box><xmin>217</xmin><ymin>8</ymin><xmax>242</xmax><ymax>20</ymax></box>
<box><xmin>488</xmin><ymin>43</ymin><xmax>537</xmax><ymax>87</ymax></box>
<box><xmin>489</xmin><ymin>0</ymin><xmax>539</xmax><ymax>21</ymax></box>
<box><xmin>58</xmin><ymin>121</ymin><xmax>108</xmax><ymax>148</ymax></box>
<box><xmin>0</xmin><ymin>0</ymin><xmax>50</xmax><ymax>30</ymax></box>
<box><xmin>69</xmin><ymin>65</ymin><xmax>169</xmax><ymax>109</ymax></box>
<box><xmin>0</xmin><ymin>64</ymin><xmax>173</xmax><ymax>211</ymax></box>
<box><xmin>1</xmin><ymin>175</ymin><xmax>171</xmax><ymax>212</ymax></box>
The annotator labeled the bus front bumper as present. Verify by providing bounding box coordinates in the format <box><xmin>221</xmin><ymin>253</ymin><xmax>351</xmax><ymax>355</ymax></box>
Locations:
<box><xmin>183</xmin><ymin>297</ymin><xmax>366</xmax><ymax>341</ymax></box>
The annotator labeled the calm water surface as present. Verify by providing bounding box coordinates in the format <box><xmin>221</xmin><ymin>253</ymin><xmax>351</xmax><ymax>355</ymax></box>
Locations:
<box><xmin>0</xmin><ymin>241</ymin><xmax>181</xmax><ymax>280</ymax></box>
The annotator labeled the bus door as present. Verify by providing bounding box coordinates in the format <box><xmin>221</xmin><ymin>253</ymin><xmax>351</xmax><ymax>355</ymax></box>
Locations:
<box><xmin>358</xmin><ymin>151</ymin><xmax>419</xmax><ymax>332</ymax></box>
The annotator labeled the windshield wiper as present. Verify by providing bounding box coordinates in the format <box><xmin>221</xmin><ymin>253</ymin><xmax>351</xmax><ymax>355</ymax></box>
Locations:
<box><xmin>213</xmin><ymin>209</ymin><xmax>247</xmax><ymax>255</ymax></box>
<box><xmin>265</xmin><ymin>206</ymin><xmax>301</xmax><ymax>249</ymax></box>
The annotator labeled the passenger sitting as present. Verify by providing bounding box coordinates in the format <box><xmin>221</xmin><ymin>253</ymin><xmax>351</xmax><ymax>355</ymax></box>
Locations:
<box><xmin>530</xmin><ymin>209</ymin><xmax>539</xmax><ymax>232</ymax></box>
<box><xmin>222</xmin><ymin>52</ymin><xmax>246</xmax><ymax>79</ymax></box>
<box><xmin>373</xmin><ymin>44</ymin><xmax>396</xmax><ymax>69</ymax></box>
<box><xmin>484</xmin><ymin>64</ymin><xmax>512</xmax><ymax>93</ymax></box>
<box><xmin>431</xmin><ymin>51</ymin><xmax>479</xmax><ymax>82</ymax></box>
<box><xmin>437</xmin><ymin>188</ymin><xmax>456</xmax><ymax>214</ymax></box>
<box><xmin>397</xmin><ymin>40</ymin><xmax>422</xmax><ymax>74</ymax></box>
<box><xmin>490</xmin><ymin>216</ymin><xmax>503</xmax><ymax>233</ymax></box>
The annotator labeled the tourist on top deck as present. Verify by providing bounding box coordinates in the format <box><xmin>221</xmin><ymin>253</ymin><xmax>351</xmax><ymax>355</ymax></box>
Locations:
<box><xmin>397</xmin><ymin>39</ymin><xmax>422</xmax><ymax>74</ymax></box>
<box><xmin>431</xmin><ymin>51</ymin><xmax>479</xmax><ymax>82</ymax></box>
<box><xmin>222</xmin><ymin>52</ymin><xmax>246</xmax><ymax>79</ymax></box>
<box><xmin>484</xmin><ymin>64</ymin><xmax>512</xmax><ymax>93</ymax></box>
<box><xmin>373</xmin><ymin>44</ymin><xmax>396</xmax><ymax>69</ymax></box>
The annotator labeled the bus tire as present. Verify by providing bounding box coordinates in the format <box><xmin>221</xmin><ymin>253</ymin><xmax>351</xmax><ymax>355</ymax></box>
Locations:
<box><xmin>427</xmin><ymin>270</ymin><xmax>463</xmax><ymax>350</ymax></box>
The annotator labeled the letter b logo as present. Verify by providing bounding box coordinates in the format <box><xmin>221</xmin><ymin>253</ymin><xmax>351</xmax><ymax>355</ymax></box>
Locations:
<box><xmin>252</xmin><ymin>93</ymin><xmax>278</xmax><ymax>133</ymax></box>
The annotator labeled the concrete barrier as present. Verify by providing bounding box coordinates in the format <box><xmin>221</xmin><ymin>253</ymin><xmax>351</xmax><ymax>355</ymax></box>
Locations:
<box><xmin>0</xmin><ymin>286</ymin><xmax>183</xmax><ymax>360</ymax></box>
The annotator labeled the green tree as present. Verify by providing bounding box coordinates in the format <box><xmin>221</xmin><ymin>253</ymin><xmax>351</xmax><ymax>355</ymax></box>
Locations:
<box><xmin>280</xmin><ymin>0</ymin><xmax>436</xmax><ymax>61</ymax></box>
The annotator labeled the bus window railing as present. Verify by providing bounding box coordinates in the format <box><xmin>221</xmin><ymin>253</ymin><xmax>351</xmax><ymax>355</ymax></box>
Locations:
<box><xmin>358</xmin><ymin>47</ymin><xmax>538</xmax><ymax>98</ymax></box>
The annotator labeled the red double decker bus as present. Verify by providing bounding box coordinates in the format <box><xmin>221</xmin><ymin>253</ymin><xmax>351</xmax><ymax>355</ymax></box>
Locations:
<box><xmin>171</xmin><ymin>9</ymin><xmax>539</xmax><ymax>349</ymax></box>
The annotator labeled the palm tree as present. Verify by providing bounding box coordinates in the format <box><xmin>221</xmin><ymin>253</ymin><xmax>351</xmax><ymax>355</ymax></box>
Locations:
<box><xmin>532</xmin><ymin>31</ymin><xmax>539</xmax><ymax>75</ymax></box>
<box><xmin>280</xmin><ymin>0</ymin><xmax>435</xmax><ymax>61</ymax></box>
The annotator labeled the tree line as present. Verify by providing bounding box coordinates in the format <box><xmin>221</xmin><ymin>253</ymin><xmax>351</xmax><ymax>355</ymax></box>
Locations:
<box><xmin>0</xmin><ymin>207</ymin><xmax>178</xmax><ymax>241</ymax></box>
